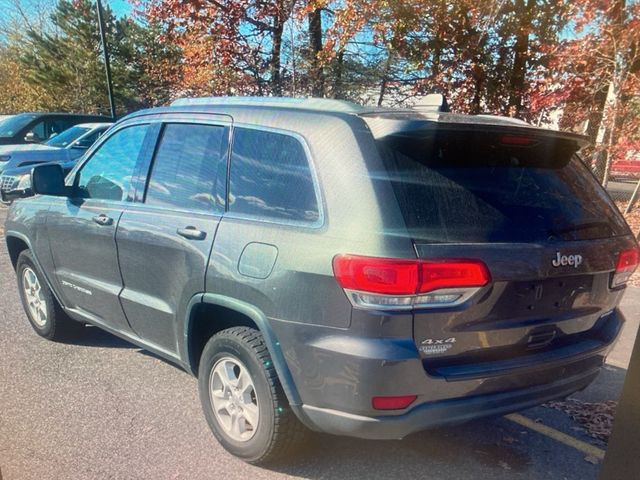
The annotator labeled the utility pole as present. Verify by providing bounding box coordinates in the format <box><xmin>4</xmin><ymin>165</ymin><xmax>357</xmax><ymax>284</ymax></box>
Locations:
<box><xmin>96</xmin><ymin>0</ymin><xmax>116</xmax><ymax>118</ymax></box>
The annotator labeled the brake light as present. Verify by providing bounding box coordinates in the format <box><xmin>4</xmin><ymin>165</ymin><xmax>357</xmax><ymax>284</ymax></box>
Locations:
<box><xmin>500</xmin><ymin>134</ymin><xmax>537</xmax><ymax>146</ymax></box>
<box><xmin>332</xmin><ymin>255</ymin><xmax>490</xmax><ymax>310</ymax></box>
<box><xmin>372</xmin><ymin>395</ymin><xmax>417</xmax><ymax>410</ymax></box>
<box><xmin>612</xmin><ymin>247</ymin><xmax>639</xmax><ymax>287</ymax></box>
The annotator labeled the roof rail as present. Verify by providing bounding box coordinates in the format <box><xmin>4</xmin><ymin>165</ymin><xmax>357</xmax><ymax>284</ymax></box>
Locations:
<box><xmin>170</xmin><ymin>96</ymin><xmax>366</xmax><ymax>113</ymax></box>
<box><xmin>411</xmin><ymin>94</ymin><xmax>450</xmax><ymax>113</ymax></box>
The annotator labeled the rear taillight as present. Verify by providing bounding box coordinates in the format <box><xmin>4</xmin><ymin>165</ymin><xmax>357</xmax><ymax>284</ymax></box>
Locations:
<box><xmin>612</xmin><ymin>247</ymin><xmax>639</xmax><ymax>288</ymax></box>
<box><xmin>332</xmin><ymin>254</ymin><xmax>491</xmax><ymax>310</ymax></box>
<box><xmin>372</xmin><ymin>395</ymin><xmax>417</xmax><ymax>410</ymax></box>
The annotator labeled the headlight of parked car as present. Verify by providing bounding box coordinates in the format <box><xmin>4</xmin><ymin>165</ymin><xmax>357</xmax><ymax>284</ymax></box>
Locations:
<box><xmin>16</xmin><ymin>173</ymin><xmax>31</xmax><ymax>190</ymax></box>
<box><xmin>13</xmin><ymin>173</ymin><xmax>31</xmax><ymax>190</ymax></box>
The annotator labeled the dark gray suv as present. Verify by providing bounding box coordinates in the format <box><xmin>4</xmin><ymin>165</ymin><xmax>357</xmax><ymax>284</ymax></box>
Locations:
<box><xmin>4</xmin><ymin>97</ymin><xmax>638</xmax><ymax>464</ymax></box>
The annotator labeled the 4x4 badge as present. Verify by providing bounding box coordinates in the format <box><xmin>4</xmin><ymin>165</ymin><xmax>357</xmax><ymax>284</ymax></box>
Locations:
<box><xmin>552</xmin><ymin>252</ymin><xmax>582</xmax><ymax>268</ymax></box>
<box><xmin>420</xmin><ymin>337</ymin><xmax>456</xmax><ymax>355</ymax></box>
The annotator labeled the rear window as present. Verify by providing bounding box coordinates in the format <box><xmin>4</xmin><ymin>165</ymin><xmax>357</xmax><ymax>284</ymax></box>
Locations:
<box><xmin>376</xmin><ymin>131</ymin><xmax>629</xmax><ymax>243</ymax></box>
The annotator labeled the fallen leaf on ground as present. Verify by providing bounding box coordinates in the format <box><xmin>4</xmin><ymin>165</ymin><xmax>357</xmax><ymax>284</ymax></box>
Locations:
<box><xmin>584</xmin><ymin>455</ymin><xmax>600</xmax><ymax>465</ymax></box>
<box><xmin>544</xmin><ymin>399</ymin><xmax>616</xmax><ymax>443</ymax></box>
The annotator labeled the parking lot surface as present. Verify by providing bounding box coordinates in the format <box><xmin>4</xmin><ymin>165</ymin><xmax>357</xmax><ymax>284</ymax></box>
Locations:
<box><xmin>1</xmin><ymin>205</ymin><xmax>638</xmax><ymax>480</ymax></box>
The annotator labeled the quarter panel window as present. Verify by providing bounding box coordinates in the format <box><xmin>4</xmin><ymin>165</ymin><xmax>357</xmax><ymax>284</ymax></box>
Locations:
<box><xmin>76</xmin><ymin>124</ymin><xmax>149</xmax><ymax>201</ymax></box>
<box><xmin>144</xmin><ymin>123</ymin><xmax>226</xmax><ymax>212</ymax></box>
<box><xmin>229</xmin><ymin>128</ymin><xmax>319</xmax><ymax>223</ymax></box>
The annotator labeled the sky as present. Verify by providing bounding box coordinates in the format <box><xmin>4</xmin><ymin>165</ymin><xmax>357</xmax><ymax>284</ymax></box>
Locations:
<box><xmin>108</xmin><ymin>0</ymin><xmax>132</xmax><ymax>18</ymax></box>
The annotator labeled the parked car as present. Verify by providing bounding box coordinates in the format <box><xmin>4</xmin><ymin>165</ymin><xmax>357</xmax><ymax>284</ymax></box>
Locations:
<box><xmin>0</xmin><ymin>122</ymin><xmax>112</xmax><ymax>179</ymax></box>
<box><xmin>0</xmin><ymin>158</ymin><xmax>76</xmax><ymax>204</ymax></box>
<box><xmin>0</xmin><ymin>115</ymin><xmax>15</xmax><ymax>124</ymax></box>
<box><xmin>611</xmin><ymin>153</ymin><xmax>640</xmax><ymax>180</ymax></box>
<box><xmin>4</xmin><ymin>96</ymin><xmax>638</xmax><ymax>465</ymax></box>
<box><xmin>0</xmin><ymin>112</ymin><xmax>110</xmax><ymax>146</ymax></box>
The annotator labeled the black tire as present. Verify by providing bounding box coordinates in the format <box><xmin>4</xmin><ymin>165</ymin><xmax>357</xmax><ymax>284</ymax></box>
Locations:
<box><xmin>16</xmin><ymin>250</ymin><xmax>83</xmax><ymax>341</ymax></box>
<box><xmin>198</xmin><ymin>326</ymin><xmax>308</xmax><ymax>464</ymax></box>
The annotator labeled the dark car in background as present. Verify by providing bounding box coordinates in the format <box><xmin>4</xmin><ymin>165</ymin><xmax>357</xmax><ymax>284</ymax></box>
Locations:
<box><xmin>0</xmin><ymin>123</ymin><xmax>111</xmax><ymax>201</ymax></box>
<box><xmin>0</xmin><ymin>122</ymin><xmax>111</xmax><ymax>173</ymax></box>
<box><xmin>0</xmin><ymin>112</ymin><xmax>110</xmax><ymax>146</ymax></box>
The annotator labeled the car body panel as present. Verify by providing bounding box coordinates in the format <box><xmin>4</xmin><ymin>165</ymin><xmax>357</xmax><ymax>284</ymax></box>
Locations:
<box><xmin>117</xmin><ymin>205</ymin><xmax>221</xmax><ymax>353</ymax></box>
<box><xmin>45</xmin><ymin>197</ymin><xmax>133</xmax><ymax>333</ymax></box>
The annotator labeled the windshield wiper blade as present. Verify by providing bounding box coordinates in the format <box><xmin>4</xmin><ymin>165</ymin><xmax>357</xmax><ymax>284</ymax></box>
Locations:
<box><xmin>548</xmin><ymin>221</ymin><xmax>613</xmax><ymax>239</ymax></box>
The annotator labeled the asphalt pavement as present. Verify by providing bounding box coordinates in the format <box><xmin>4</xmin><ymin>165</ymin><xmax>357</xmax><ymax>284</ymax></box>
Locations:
<box><xmin>1</xmin><ymin>204</ymin><xmax>638</xmax><ymax>480</ymax></box>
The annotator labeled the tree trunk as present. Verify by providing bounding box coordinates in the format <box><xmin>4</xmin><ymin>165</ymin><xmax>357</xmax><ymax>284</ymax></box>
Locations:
<box><xmin>333</xmin><ymin>49</ymin><xmax>344</xmax><ymax>99</ymax></box>
<box><xmin>271</xmin><ymin>18</ymin><xmax>284</xmax><ymax>96</ymax></box>
<box><xmin>601</xmin><ymin>85</ymin><xmax>620</xmax><ymax>189</ymax></box>
<box><xmin>507</xmin><ymin>0</ymin><xmax>535</xmax><ymax>117</ymax></box>
<box><xmin>471</xmin><ymin>73</ymin><xmax>482</xmax><ymax>114</ymax></box>
<box><xmin>378</xmin><ymin>54</ymin><xmax>393</xmax><ymax>106</ymax></box>
<box><xmin>308</xmin><ymin>8</ymin><xmax>323</xmax><ymax>97</ymax></box>
<box><xmin>586</xmin><ymin>85</ymin><xmax>609</xmax><ymax>141</ymax></box>
<box><xmin>594</xmin><ymin>0</ymin><xmax>627</xmax><ymax>186</ymax></box>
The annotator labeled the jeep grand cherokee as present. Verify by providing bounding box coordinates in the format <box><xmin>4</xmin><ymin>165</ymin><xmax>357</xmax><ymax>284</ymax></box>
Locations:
<box><xmin>4</xmin><ymin>97</ymin><xmax>638</xmax><ymax>464</ymax></box>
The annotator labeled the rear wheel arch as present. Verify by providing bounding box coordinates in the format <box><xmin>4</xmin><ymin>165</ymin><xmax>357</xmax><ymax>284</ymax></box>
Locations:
<box><xmin>185</xmin><ymin>294</ymin><xmax>302</xmax><ymax>407</ymax></box>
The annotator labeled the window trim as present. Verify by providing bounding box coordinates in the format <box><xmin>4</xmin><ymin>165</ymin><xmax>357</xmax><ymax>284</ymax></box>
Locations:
<box><xmin>225</xmin><ymin>123</ymin><xmax>325</xmax><ymax>229</ymax></box>
<box><xmin>138</xmin><ymin>121</ymin><xmax>230</xmax><ymax>216</ymax></box>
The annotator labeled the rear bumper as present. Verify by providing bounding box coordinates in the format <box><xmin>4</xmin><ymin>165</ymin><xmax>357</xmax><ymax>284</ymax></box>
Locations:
<box><xmin>283</xmin><ymin>308</ymin><xmax>624</xmax><ymax>439</ymax></box>
<box><xmin>299</xmin><ymin>366</ymin><xmax>600</xmax><ymax>439</ymax></box>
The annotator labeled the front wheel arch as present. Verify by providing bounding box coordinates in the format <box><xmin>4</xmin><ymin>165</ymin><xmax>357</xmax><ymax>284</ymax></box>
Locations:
<box><xmin>6</xmin><ymin>234</ymin><xmax>29</xmax><ymax>270</ymax></box>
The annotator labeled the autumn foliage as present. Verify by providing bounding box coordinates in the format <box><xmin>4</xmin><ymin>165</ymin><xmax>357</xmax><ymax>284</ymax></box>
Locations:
<box><xmin>0</xmin><ymin>0</ymin><xmax>638</xmax><ymax>178</ymax></box>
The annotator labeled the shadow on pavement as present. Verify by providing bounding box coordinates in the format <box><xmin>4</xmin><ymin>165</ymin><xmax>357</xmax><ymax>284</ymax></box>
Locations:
<box><xmin>65</xmin><ymin>324</ymin><xmax>137</xmax><ymax>349</ymax></box>
<box><xmin>268</xmin><ymin>421</ymin><xmax>530</xmax><ymax>479</ymax></box>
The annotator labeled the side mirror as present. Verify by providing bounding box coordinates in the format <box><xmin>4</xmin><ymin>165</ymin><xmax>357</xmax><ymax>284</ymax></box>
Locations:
<box><xmin>31</xmin><ymin>164</ymin><xmax>68</xmax><ymax>197</ymax></box>
<box><xmin>24</xmin><ymin>132</ymin><xmax>37</xmax><ymax>143</ymax></box>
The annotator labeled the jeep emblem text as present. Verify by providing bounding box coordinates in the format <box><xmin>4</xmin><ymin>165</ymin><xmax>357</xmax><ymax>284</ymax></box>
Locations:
<box><xmin>552</xmin><ymin>252</ymin><xmax>582</xmax><ymax>268</ymax></box>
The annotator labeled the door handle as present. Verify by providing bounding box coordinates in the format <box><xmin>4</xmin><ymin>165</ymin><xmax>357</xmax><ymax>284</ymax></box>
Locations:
<box><xmin>177</xmin><ymin>226</ymin><xmax>207</xmax><ymax>240</ymax></box>
<box><xmin>92</xmin><ymin>214</ymin><xmax>113</xmax><ymax>226</ymax></box>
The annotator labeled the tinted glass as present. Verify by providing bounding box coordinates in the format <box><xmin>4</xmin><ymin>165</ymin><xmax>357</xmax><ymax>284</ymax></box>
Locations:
<box><xmin>49</xmin><ymin>119</ymin><xmax>74</xmax><ymax>138</ymax></box>
<box><xmin>229</xmin><ymin>128</ymin><xmax>319</xmax><ymax>223</ymax></box>
<box><xmin>77</xmin><ymin>124</ymin><xmax>148</xmax><ymax>201</ymax></box>
<box><xmin>145</xmin><ymin>123</ymin><xmax>226</xmax><ymax>212</ymax></box>
<box><xmin>376</xmin><ymin>131</ymin><xmax>628</xmax><ymax>242</ymax></box>
<box><xmin>0</xmin><ymin>113</ymin><xmax>37</xmax><ymax>138</ymax></box>
<box><xmin>28</xmin><ymin>121</ymin><xmax>47</xmax><ymax>142</ymax></box>
<box><xmin>46</xmin><ymin>126</ymin><xmax>90</xmax><ymax>148</ymax></box>
<box><xmin>74</xmin><ymin>127</ymin><xmax>108</xmax><ymax>149</ymax></box>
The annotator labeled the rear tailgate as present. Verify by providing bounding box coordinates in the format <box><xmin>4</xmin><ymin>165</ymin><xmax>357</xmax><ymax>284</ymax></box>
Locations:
<box><xmin>412</xmin><ymin>238</ymin><xmax>630</xmax><ymax>379</ymax></box>
<box><xmin>368</xmin><ymin>118</ymin><xmax>637</xmax><ymax>380</ymax></box>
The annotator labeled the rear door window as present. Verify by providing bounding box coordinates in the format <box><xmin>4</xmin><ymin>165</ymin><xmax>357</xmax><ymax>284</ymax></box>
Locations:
<box><xmin>144</xmin><ymin>123</ymin><xmax>227</xmax><ymax>212</ymax></box>
<box><xmin>228</xmin><ymin>127</ymin><xmax>320</xmax><ymax>223</ymax></box>
<box><xmin>375</xmin><ymin>131</ymin><xmax>629</xmax><ymax>243</ymax></box>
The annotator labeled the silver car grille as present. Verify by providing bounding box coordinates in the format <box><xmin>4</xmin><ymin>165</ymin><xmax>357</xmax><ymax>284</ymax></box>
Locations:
<box><xmin>0</xmin><ymin>175</ymin><xmax>18</xmax><ymax>192</ymax></box>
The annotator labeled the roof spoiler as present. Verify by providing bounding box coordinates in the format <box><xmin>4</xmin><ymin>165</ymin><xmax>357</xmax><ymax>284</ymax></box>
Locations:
<box><xmin>411</xmin><ymin>94</ymin><xmax>450</xmax><ymax>113</ymax></box>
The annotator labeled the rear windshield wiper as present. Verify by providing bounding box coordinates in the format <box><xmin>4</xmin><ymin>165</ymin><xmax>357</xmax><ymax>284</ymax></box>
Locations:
<box><xmin>548</xmin><ymin>221</ymin><xmax>613</xmax><ymax>240</ymax></box>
